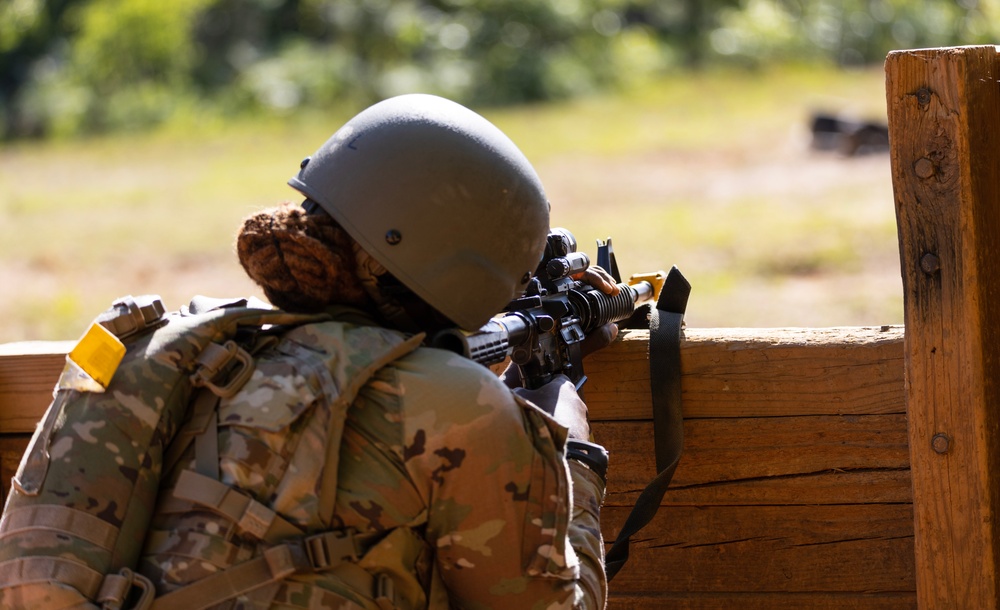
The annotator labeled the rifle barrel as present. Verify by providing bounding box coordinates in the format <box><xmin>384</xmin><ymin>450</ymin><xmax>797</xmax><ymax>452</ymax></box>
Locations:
<box><xmin>431</xmin><ymin>280</ymin><xmax>655</xmax><ymax>367</ymax></box>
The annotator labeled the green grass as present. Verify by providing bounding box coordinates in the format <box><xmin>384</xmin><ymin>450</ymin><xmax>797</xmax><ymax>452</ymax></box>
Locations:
<box><xmin>0</xmin><ymin>63</ymin><xmax>901</xmax><ymax>342</ymax></box>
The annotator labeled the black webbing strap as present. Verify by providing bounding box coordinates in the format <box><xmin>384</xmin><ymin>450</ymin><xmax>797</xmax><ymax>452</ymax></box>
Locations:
<box><xmin>605</xmin><ymin>266</ymin><xmax>690</xmax><ymax>582</ymax></box>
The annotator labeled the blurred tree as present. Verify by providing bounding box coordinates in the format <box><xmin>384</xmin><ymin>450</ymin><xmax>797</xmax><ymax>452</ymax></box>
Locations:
<box><xmin>190</xmin><ymin>0</ymin><xmax>303</xmax><ymax>92</ymax></box>
<box><xmin>708</xmin><ymin>0</ymin><xmax>998</xmax><ymax>66</ymax></box>
<box><xmin>6</xmin><ymin>0</ymin><xmax>214</xmax><ymax>137</ymax></box>
<box><xmin>620</xmin><ymin>0</ymin><xmax>742</xmax><ymax>66</ymax></box>
<box><xmin>69</xmin><ymin>0</ymin><xmax>213</xmax><ymax>131</ymax></box>
<box><xmin>1</xmin><ymin>0</ymin><xmax>997</xmax><ymax>139</ymax></box>
<box><xmin>0</xmin><ymin>0</ymin><xmax>83</xmax><ymax>137</ymax></box>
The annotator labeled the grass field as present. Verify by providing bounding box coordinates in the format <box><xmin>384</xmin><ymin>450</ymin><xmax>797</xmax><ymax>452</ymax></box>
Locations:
<box><xmin>0</xmin><ymin>63</ymin><xmax>901</xmax><ymax>343</ymax></box>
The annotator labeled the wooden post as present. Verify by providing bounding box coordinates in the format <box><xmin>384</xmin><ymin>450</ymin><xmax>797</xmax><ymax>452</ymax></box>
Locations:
<box><xmin>886</xmin><ymin>45</ymin><xmax>1000</xmax><ymax>609</ymax></box>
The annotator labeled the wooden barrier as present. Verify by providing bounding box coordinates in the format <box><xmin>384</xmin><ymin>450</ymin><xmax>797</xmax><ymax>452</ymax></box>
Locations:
<box><xmin>592</xmin><ymin>327</ymin><xmax>912</xmax><ymax>608</ymax></box>
<box><xmin>0</xmin><ymin>327</ymin><xmax>913</xmax><ymax>608</ymax></box>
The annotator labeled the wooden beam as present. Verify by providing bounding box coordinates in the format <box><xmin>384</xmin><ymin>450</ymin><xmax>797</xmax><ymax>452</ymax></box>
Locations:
<box><xmin>606</xmin><ymin>593</ymin><xmax>917</xmax><ymax>610</ymax></box>
<box><xmin>587</xmin><ymin>326</ymin><xmax>903</xmax><ymax>420</ymax></box>
<box><xmin>0</xmin><ymin>328</ymin><xmax>903</xmax><ymax>432</ymax></box>
<box><xmin>602</xmin><ymin>503</ymin><xmax>915</xmax><ymax>594</ymax></box>
<box><xmin>590</xmin><ymin>327</ymin><xmax>910</xmax><ymax>606</ymax></box>
<box><xmin>886</xmin><ymin>45</ymin><xmax>1000</xmax><ymax>609</ymax></box>
<box><xmin>599</xmin><ymin>414</ymin><xmax>911</xmax><ymax>507</ymax></box>
<box><xmin>0</xmin><ymin>341</ymin><xmax>72</xmax><ymax>434</ymax></box>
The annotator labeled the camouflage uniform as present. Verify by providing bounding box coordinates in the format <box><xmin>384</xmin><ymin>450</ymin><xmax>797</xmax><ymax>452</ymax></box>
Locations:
<box><xmin>141</xmin><ymin>308</ymin><xmax>608</xmax><ymax>609</ymax></box>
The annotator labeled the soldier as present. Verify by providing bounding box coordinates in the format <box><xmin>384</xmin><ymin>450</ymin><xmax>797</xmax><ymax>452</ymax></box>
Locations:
<box><xmin>139</xmin><ymin>93</ymin><xmax>614</xmax><ymax>609</ymax></box>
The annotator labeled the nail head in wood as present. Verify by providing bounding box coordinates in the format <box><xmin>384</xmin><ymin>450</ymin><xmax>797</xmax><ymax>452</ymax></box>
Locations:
<box><xmin>915</xmin><ymin>87</ymin><xmax>932</xmax><ymax>107</ymax></box>
<box><xmin>932</xmin><ymin>433</ymin><xmax>950</xmax><ymax>454</ymax></box>
<box><xmin>914</xmin><ymin>157</ymin><xmax>935</xmax><ymax>179</ymax></box>
<box><xmin>920</xmin><ymin>252</ymin><xmax>941</xmax><ymax>275</ymax></box>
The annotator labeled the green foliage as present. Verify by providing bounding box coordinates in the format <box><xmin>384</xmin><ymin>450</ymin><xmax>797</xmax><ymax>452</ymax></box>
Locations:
<box><xmin>708</xmin><ymin>0</ymin><xmax>1000</xmax><ymax>66</ymax></box>
<box><xmin>7</xmin><ymin>0</ymin><xmax>212</xmax><ymax>136</ymax></box>
<box><xmin>0</xmin><ymin>0</ymin><xmax>46</xmax><ymax>54</ymax></box>
<box><xmin>69</xmin><ymin>0</ymin><xmax>212</xmax><ymax>132</ymax></box>
<box><xmin>285</xmin><ymin>0</ymin><xmax>630</xmax><ymax>105</ymax></box>
<box><xmin>0</xmin><ymin>0</ymin><xmax>997</xmax><ymax>139</ymax></box>
<box><xmin>72</xmin><ymin>0</ymin><xmax>208</xmax><ymax>89</ymax></box>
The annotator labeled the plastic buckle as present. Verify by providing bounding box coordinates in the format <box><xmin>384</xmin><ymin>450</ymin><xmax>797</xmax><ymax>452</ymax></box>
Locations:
<box><xmin>97</xmin><ymin>568</ymin><xmax>155</xmax><ymax>610</ymax></box>
<box><xmin>98</xmin><ymin>295</ymin><xmax>165</xmax><ymax>340</ymax></box>
<box><xmin>190</xmin><ymin>340</ymin><xmax>255</xmax><ymax>398</ymax></box>
<box><xmin>304</xmin><ymin>529</ymin><xmax>360</xmax><ymax>571</ymax></box>
<box><xmin>374</xmin><ymin>573</ymin><xmax>397</xmax><ymax>610</ymax></box>
<box><xmin>263</xmin><ymin>544</ymin><xmax>304</xmax><ymax>580</ymax></box>
<box><xmin>237</xmin><ymin>496</ymin><xmax>276</xmax><ymax>540</ymax></box>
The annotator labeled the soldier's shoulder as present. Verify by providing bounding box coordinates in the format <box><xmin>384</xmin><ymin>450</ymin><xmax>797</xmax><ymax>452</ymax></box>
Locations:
<box><xmin>391</xmin><ymin>345</ymin><xmax>522</xmax><ymax>423</ymax></box>
<box><xmin>398</xmin><ymin>344</ymin><xmax>504</xmax><ymax>384</ymax></box>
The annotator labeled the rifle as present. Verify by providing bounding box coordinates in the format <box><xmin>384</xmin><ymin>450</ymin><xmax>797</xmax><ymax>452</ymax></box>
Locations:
<box><xmin>431</xmin><ymin>228</ymin><xmax>667</xmax><ymax>390</ymax></box>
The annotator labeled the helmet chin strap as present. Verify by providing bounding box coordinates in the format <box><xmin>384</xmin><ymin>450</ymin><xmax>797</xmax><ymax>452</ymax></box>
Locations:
<box><xmin>301</xmin><ymin>198</ymin><xmax>324</xmax><ymax>216</ymax></box>
<box><xmin>352</xmin><ymin>243</ymin><xmax>425</xmax><ymax>333</ymax></box>
<box><xmin>353</xmin><ymin>245</ymin><xmax>458</xmax><ymax>335</ymax></box>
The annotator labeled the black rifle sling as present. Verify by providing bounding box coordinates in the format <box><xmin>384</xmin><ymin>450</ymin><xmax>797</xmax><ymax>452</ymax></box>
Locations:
<box><xmin>604</xmin><ymin>266</ymin><xmax>690</xmax><ymax>582</ymax></box>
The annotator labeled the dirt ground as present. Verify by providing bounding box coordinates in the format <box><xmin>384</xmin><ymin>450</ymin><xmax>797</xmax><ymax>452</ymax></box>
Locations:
<box><xmin>0</xmin><ymin>124</ymin><xmax>901</xmax><ymax>343</ymax></box>
<box><xmin>539</xmin><ymin>134</ymin><xmax>901</xmax><ymax>330</ymax></box>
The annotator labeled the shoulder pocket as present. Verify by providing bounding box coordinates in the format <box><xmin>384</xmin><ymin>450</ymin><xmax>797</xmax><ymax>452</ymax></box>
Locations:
<box><xmin>217</xmin><ymin>338</ymin><xmax>340</xmax><ymax>524</ymax></box>
<box><xmin>219</xmin><ymin>339</ymin><xmax>333</xmax><ymax>432</ymax></box>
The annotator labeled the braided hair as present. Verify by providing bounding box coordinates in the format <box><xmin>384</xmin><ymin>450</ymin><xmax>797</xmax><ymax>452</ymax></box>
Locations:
<box><xmin>235</xmin><ymin>201</ymin><xmax>369</xmax><ymax>312</ymax></box>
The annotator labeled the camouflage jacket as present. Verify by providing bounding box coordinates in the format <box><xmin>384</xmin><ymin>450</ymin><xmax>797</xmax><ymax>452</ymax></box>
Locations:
<box><xmin>141</xmin><ymin>309</ymin><xmax>608</xmax><ymax>609</ymax></box>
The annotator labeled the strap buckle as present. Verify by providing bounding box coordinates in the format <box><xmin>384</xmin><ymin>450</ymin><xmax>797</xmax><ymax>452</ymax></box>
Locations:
<box><xmin>374</xmin><ymin>573</ymin><xmax>397</xmax><ymax>610</ymax></box>
<box><xmin>304</xmin><ymin>529</ymin><xmax>361</xmax><ymax>570</ymax></box>
<box><xmin>97</xmin><ymin>295</ymin><xmax>166</xmax><ymax>340</ymax></box>
<box><xmin>97</xmin><ymin>567</ymin><xmax>155</xmax><ymax>610</ymax></box>
<box><xmin>190</xmin><ymin>340</ymin><xmax>255</xmax><ymax>398</ymax></box>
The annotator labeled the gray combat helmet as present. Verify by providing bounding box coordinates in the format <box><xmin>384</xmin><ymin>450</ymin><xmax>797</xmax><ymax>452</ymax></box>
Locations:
<box><xmin>288</xmin><ymin>94</ymin><xmax>550</xmax><ymax>331</ymax></box>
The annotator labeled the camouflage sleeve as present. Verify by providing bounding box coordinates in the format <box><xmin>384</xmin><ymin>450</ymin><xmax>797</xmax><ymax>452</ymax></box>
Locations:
<box><xmin>567</xmin><ymin>461</ymin><xmax>608</xmax><ymax>605</ymax></box>
<box><xmin>394</xmin><ymin>348</ymin><xmax>608</xmax><ymax>610</ymax></box>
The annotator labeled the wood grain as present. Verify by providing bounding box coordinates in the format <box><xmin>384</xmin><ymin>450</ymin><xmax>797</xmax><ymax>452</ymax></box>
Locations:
<box><xmin>572</xmin><ymin>325</ymin><xmax>902</xmax><ymax>420</ymax></box>
<box><xmin>607</xmin><ymin>592</ymin><xmax>916</xmax><ymax>610</ymax></box>
<box><xmin>0</xmin><ymin>341</ymin><xmax>71</xmax><ymax>434</ymax></box>
<box><xmin>887</xmin><ymin>45</ymin><xmax>1000</xmax><ymax>609</ymax></box>
<box><xmin>602</xmin><ymin>504</ymin><xmax>915</xmax><ymax>594</ymax></box>
<box><xmin>598</xmin><ymin>414</ymin><xmax>911</xmax><ymax>507</ymax></box>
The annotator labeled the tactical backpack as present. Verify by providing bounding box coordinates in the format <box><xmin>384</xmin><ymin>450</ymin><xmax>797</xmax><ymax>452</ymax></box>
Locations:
<box><xmin>0</xmin><ymin>295</ymin><xmax>422</xmax><ymax>610</ymax></box>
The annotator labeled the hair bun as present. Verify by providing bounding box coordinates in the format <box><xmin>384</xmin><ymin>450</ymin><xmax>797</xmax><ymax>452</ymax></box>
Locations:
<box><xmin>235</xmin><ymin>202</ymin><xmax>367</xmax><ymax>311</ymax></box>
